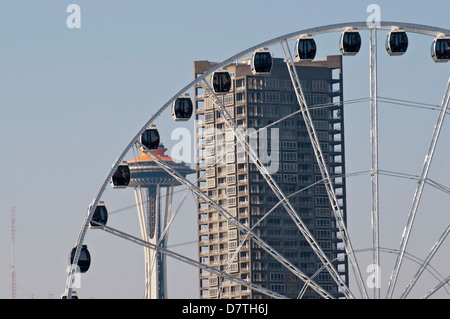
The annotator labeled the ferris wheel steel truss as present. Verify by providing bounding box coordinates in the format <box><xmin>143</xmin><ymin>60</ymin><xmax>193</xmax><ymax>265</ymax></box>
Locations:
<box><xmin>66</xmin><ymin>21</ymin><xmax>450</xmax><ymax>299</ymax></box>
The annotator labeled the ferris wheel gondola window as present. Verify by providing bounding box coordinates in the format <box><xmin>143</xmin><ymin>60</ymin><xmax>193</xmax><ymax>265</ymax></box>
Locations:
<box><xmin>111</xmin><ymin>162</ymin><xmax>130</xmax><ymax>189</ymax></box>
<box><xmin>172</xmin><ymin>94</ymin><xmax>193</xmax><ymax>121</ymax></box>
<box><xmin>386</xmin><ymin>30</ymin><xmax>408</xmax><ymax>56</ymax></box>
<box><xmin>89</xmin><ymin>201</ymin><xmax>108</xmax><ymax>228</ymax></box>
<box><xmin>69</xmin><ymin>245</ymin><xmax>91</xmax><ymax>273</ymax></box>
<box><xmin>340</xmin><ymin>30</ymin><xmax>361</xmax><ymax>56</ymax></box>
<box><xmin>140</xmin><ymin>125</ymin><xmax>160</xmax><ymax>150</ymax></box>
<box><xmin>431</xmin><ymin>37</ymin><xmax>450</xmax><ymax>63</ymax></box>
<box><xmin>212</xmin><ymin>71</ymin><xmax>232</xmax><ymax>93</ymax></box>
<box><xmin>295</xmin><ymin>35</ymin><xmax>317</xmax><ymax>61</ymax></box>
<box><xmin>251</xmin><ymin>49</ymin><xmax>273</xmax><ymax>75</ymax></box>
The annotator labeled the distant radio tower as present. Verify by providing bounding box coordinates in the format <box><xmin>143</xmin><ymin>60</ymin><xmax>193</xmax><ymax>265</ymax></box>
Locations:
<box><xmin>11</xmin><ymin>207</ymin><xmax>17</xmax><ymax>299</ymax></box>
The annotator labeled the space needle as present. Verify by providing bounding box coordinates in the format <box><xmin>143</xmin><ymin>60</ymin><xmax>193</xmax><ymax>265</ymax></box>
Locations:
<box><xmin>125</xmin><ymin>143</ymin><xmax>195</xmax><ymax>299</ymax></box>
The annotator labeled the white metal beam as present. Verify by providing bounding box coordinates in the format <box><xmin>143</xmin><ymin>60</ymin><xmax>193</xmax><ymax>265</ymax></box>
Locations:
<box><xmin>369</xmin><ymin>27</ymin><xmax>381</xmax><ymax>299</ymax></box>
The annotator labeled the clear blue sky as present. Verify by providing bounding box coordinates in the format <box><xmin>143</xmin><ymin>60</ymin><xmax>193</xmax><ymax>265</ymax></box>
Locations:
<box><xmin>0</xmin><ymin>0</ymin><xmax>449</xmax><ymax>299</ymax></box>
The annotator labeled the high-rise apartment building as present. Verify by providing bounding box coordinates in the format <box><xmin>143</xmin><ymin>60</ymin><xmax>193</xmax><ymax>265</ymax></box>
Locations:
<box><xmin>194</xmin><ymin>55</ymin><xmax>348</xmax><ymax>299</ymax></box>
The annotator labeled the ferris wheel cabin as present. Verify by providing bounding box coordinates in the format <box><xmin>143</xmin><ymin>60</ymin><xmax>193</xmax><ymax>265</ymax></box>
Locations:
<box><xmin>89</xmin><ymin>201</ymin><xmax>108</xmax><ymax>228</ymax></box>
<box><xmin>140</xmin><ymin>125</ymin><xmax>160</xmax><ymax>150</ymax></box>
<box><xmin>251</xmin><ymin>49</ymin><xmax>273</xmax><ymax>75</ymax></box>
<box><xmin>340</xmin><ymin>30</ymin><xmax>362</xmax><ymax>56</ymax></box>
<box><xmin>69</xmin><ymin>245</ymin><xmax>91</xmax><ymax>273</ymax></box>
<box><xmin>212</xmin><ymin>70</ymin><xmax>232</xmax><ymax>93</ymax></box>
<box><xmin>431</xmin><ymin>36</ymin><xmax>450</xmax><ymax>62</ymax></box>
<box><xmin>386</xmin><ymin>29</ymin><xmax>408</xmax><ymax>56</ymax></box>
<box><xmin>110</xmin><ymin>162</ymin><xmax>130</xmax><ymax>189</ymax></box>
<box><xmin>172</xmin><ymin>94</ymin><xmax>193</xmax><ymax>121</ymax></box>
<box><xmin>295</xmin><ymin>35</ymin><xmax>317</xmax><ymax>61</ymax></box>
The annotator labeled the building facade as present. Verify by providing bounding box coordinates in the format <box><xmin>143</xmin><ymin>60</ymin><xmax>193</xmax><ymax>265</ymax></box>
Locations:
<box><xmin>194</xmin><ymin>55</ymin><xmax>348</xmax><ymax>299</ymax></box>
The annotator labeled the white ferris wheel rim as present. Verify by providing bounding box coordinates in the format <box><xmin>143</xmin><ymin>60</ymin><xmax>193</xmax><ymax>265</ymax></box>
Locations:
<box><xmin>65</xmin><ymin>21</ymin><xmax>450</xmax><ymax>299</ymax></box>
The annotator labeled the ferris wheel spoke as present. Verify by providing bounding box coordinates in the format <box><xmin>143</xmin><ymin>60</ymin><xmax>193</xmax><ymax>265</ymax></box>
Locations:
<box><xmin>387</xmin><ymin>77</ymin><xmax>450</xmax><ymax>298</ymax></box>
<box><xmin>422</xmin><ymin>275</ymin><xmax>450</xmax><ymax>299</ymax></box>
<box><xmin>96</xmin><ymin>223</ymin><xmax>288</xmax><ymax>299</ymax></box>
<box><xmin>369</xmin><ymin>27</ymin><xmax>381</xmax><ymax>299</ymax></box>
<box><xmin>400</xmin><ymin>224</ymin><xmax>450</xmax><ymax>298</ymax></box>
<box><xmin>280</xmin><ymin>39</ymin><xmax>366</xmax><ymax>299</ymax></box>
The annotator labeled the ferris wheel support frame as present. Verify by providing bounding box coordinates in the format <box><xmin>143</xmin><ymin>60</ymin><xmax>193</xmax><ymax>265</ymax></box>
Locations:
<box><xmin>369</xmin><ymin>26</ymin><xmax>381</xmax><ymax>299</ymax></box>
<box><xmin>66</xmin><ymin>21</ymin><xmax>450</xmax><ymax>299</ymax></box>
<box><xmin>386</xmin><ymin>77</ymin><xmax>450</xmax><ymax>298</ymax></box>
<box><xmin>400</xmin><ymin>224</ymin><xmax>450</xmax><ymax>298</ymax></box>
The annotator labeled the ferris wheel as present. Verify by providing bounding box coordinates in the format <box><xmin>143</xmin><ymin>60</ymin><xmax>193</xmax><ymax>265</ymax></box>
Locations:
<box><xmin>63</xmin><ymin>21</ymin><xmax>450</xmax><ymax>299</ymax></box>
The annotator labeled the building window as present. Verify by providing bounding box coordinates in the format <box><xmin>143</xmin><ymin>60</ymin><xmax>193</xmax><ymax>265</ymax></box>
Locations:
<box><xmin>226</xmin><ymin>153</ymin><xmax>235</xmax><ymax>164</ymax></box>
<box><xmin>316</xmin><ymin>229</ymin><xmax>331</xmax><ymax>239</ymax></box>
<box><xmin>269</xmin><ymin>284</ymin><xmax>285</xmax><ymax>293</ymax></box>
<box><xmin>226</xmin><ymin>175</ymin><xmax>236</xmax><ymax>185</ymax></box>
<box><xmin>301</xmin><ymin>81</ymin><xmax>311</xmax><ymax>92</ymax></box>
<box><xmin>316</xmin><ymin>219</ymin><xmax>330</xmax><ymax>228</ymax></box>
<box><xmin>312</xmin><ymin>108</ymin><xmax>328</xmax><ymax>118</ymax></box>
<box><xmin>228</xmin><ymin>229</ymin><xmax>238</xmax><ymax>240</ymax></box>
<box><xmin>283</xmin><ymin>163</ymin><xmax>298</xmax><ymax>172</ymax></box>
<box><xmin>317</xmin><ymin>131</ymin><xmax>329</xmax><ymax>141</ymax></box>
<box><xmin>313</xmin><ymin>94</ymin><xmax>328</xmax><ymax>105</ymax></box>
<box><xmin>281</xmin><ymin>141</ymin><xmax>297</xmax><ymax>150</ymax></box>
<box><xmin>206</xmin><ymin>167</ymin><xmax>215</xmax><ymax>177</ymax></box>
<box><xmin>283</xmin><ymin>174</ymin><xmax>298</xmax><ymax>183</ymax></box>
<box><xmin>265</xmin><ymin>91</ymin><xmax>280</xmax><ymax>104</ymax></box>
<box><xmin>248</xmin><ymin>78</ymin><xmax>264</xmax><ymax>90</ymax></box>
<box><xmin>316</xmin><ymin>208</ymin><xmax>330</xmax><ymax>217</ymax></box>
<box><xmin>313</xmin><ymin>120</ymin><xmax>328</xmax><ymax>130</ymax></box>
<box><xmin>206</xmin><ymin>178</ymin><xmax>216</xmax><ymax>188</ymax></box>
<box><xmin>265</xmin><ymin>78</ymin><xmax>279</xmax><ymax>90</ymax></box>
<box><xmin>315</xmin><ymin>197</ymin><xmax>330</xmax><ymax>206</ymax></box>
<box><xmin>236</xmin><ymin>78</ymin><xmax>245</xmax><ymax>89</ymax></box>
<box><xmin>280</xmin><ymin>80</ymin><xmax>294</xmax><ymax>91</ymax></box>
<box><xmin>315</xmin><ymin>185</ymin><xmax>327</xmax><ymax>195</ymax></box>
<box><xmin>282</xmin><ymin>152</ymin><xmax>297</xmax><ymax>161</ymax></box>
<box><xmin>264</xmin><ymin>105</ymin><xmax>278</xmax><ymax>117</ymax></box>
<box><xmin>224</xmin><ymin>93</ymin><xmax>234</xmax><ymax>106</ymax></box>
<box><xmin>229</xmin><ymin>241</ymin><xmax>238</xmax><ymax>250</ymax></box>
<box><xmin>312</xmin><ymin>80</ymin><xmax>328</xmax><ymax>92</ymax></box>
<box><xmin>227</xmin><ymin>197</ymin><xmax>236</xmax><ymax>207</ymax></box>
<box><xmin>248</xmin><ymin>92</ymin><xmax>263</xmax><ymax>103</ymax></box>
<box><xmin>226</xmin><ymin>186</ymin><xmax>236</xmax><ymax>196</ymax></box>
<box><xmin>205</xmin><ymin>110</ymin><xmax>214</xmax><ymax>123</ymax></box>
<box><xmin>269</xmin><ymin>273</ymin><xmax>285</xmax><ymax>282</ymax></box>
